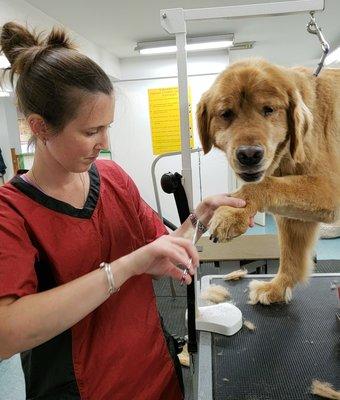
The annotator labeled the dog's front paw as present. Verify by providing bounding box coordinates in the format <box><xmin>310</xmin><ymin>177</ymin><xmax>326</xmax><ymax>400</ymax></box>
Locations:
<box><xmin>209</xmin><ymin>206</ymin><xmax>250</xmax><ymax>242</ymax></box>
<box><xmin>248</xmin><ymin>279</ymin><xmax>292</xmax><ymax>305</ymax></box>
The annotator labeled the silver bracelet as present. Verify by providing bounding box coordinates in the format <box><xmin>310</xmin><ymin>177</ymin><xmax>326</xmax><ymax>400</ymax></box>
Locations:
<box><xmin>100</xmin><ymin>262</ymin><xmax>119</xmax><ymax>295</ymax></box>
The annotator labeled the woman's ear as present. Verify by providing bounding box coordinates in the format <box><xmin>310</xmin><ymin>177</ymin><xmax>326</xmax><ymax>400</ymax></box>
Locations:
<box><xmin>27</xmin><ymin>114</ymin><xmax>50</xmax><ymax>143</ymax></box>
<box><xmin>196</xmin><ymin>92</ymin><xmax>213</xmax><ymax>154</ymax></box>
<box><xmin>287</xmin><ymin>90</ymin><xmax>313</xmax><ymax>164</ymax></box>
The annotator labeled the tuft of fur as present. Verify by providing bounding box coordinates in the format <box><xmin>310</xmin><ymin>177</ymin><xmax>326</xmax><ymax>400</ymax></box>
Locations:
<box><xmin>223</xmin><ymin>269</ymin><xmax>248</xmax><ymax>281</ymax></box>
<box><xmin>243</xmin><ymin>320</ymin><xmax>256</xmax><ymax>331</ymax></box>
<box><xmin>311</xmin><ymin>380</ymin><xmax>340</xmax><ymax>399</ymax></box>
<box><xmin>178</xmin><ymin>344</ymin><xmax>189</xmax><ymax>367</ymax></box>
<box><xmin>201</xmin><ymin>284</ymin><xmax>231</xmax><ymax>303</ymax></box>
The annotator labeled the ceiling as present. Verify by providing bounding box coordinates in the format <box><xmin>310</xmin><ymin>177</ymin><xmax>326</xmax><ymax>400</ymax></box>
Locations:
<box><xmin>24</xmin><ymin>0</ymin><xmax>340</xmax><ymax>65</ymax></box>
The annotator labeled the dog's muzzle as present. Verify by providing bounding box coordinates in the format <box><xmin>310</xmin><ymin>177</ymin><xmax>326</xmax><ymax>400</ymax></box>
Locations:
<box><xmin>235</xmin><ymin>145</ymin><xmax>265</xmax><ymax>182</ymax></box>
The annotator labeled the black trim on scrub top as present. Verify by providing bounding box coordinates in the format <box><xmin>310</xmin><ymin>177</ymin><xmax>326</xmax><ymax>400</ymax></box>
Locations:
<box><xmin>10</xmin><ymin>163</ymin><xmax>100</xmax><ymax>219</ymax></box>
<box><xmin>21</xmin><ymin>328</ymin><xmax>80</xmax><ymax>400</ymax></box>
<box><xmin>20</xmin><ymin>256</ymin><xmax>81</xmax><ymax>399</ymax></box>
<box><xmin>10</xmin><ymin>164</ymin><xmax>99</xmax><ymax>398</ymax></box>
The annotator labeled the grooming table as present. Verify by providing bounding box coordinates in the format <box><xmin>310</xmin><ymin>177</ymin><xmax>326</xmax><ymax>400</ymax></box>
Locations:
<box><xmin>197</xmin><ymin>235</ymin><xmax>280</xmax><ymax>261</ymax></box>
<box><xmin>195</xmin><ymin>274</ymin><xmax>340</xmax><ymax>400</ymax></box>
<box><xmin>197</xmin><ymin>234</ymin><xmax>281</xmax><ymax>274</ymax></box>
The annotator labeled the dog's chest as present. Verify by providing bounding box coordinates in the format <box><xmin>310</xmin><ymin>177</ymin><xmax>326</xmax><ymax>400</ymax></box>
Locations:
<box><xmin>273</xmin><ymin>157</ymin><xmax>299</xmax><ymax>177</ymax></box>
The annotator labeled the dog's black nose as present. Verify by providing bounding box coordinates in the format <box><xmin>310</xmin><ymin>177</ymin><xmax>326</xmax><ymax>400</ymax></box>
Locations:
<box><xmin>236</xmin><ymin>145</ymin><xmax>264</xmax><ymax>166</ymax></box>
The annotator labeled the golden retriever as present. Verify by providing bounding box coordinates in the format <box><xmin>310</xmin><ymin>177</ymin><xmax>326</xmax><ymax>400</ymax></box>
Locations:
<box><xmin>197</xmin><ymin>59</ymin><xmax>340</xmax><ymax>305</ymax></box>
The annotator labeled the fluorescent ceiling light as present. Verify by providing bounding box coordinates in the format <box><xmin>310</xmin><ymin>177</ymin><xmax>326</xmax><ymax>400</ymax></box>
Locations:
<box><xmin>141</xmin><ymin>45</ymin><xmax>177</xmax><ymax>55</ymax></box>
<box><xmin>0</xmin><ymin>54</ymin><xmax>10</xmax><ymax>69</ymax></box>
<box><xmin>325</xmin><ymin>46</ymin><xmax>340</xmax><ymax>65</ymax></box>
<box><xmin>187</xmin><ymin>40</ymin><xmax>233</xmax><ymax>51</ymax></box>
<box><xmin>135</xmin><ymin>35</ymin><xmax>234</xmax><ymax>55</ymax></box>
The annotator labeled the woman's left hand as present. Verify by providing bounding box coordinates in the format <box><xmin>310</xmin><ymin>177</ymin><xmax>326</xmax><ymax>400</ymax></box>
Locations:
<box><xmin>194</xmin><ymin>194</ymin><xmax>255</xmax><ymax>229</ymax></box>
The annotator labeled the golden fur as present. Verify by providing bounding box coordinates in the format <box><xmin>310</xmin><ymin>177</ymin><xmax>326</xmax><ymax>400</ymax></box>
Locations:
<box><xmin>197</xmin><ymin>59</ymin><xmax>340</xmax><ymax>305</ymax></box>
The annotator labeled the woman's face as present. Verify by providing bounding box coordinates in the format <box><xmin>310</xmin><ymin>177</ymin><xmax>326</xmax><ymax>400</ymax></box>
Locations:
<box><xmin>46</xmin><ymin>93</ymin><xmax>114</xmax><ymax>173</ymax></box>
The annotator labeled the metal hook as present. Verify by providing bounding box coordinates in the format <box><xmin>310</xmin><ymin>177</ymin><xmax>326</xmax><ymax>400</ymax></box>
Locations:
<box><xmin>307</xmin><ymin>11</ymin><xmax>330</xmax><ymax>77</ymax></box>
<box><xmin>307</xmin><ymin>11</ymin><xmax>318</xmax><ymax>35</ymax></box>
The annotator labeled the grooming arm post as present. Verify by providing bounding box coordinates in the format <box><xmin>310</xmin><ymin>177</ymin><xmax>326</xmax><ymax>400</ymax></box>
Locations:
<box><xmin>176</xmin><ymin>32</ymin><xmax>194</xmax><ymax>212</ymax></box>
<box><xmin>174</xmin><ymin>36</ymin><xmax>200</xmax><ymax>355</ymax></box>
<box><xmin>184</xmin><ymin>0</ymin><xmax>324</xmax><ymax>20</ymax></box>
<box><xmin>161</xmin><ymin>10</ymin><xmax>198</xmax><ymax>359</ymax></box>
<box><xmin>161</xmin><ymin>9</ymin><xmax>193</xmax><ymax>212</ymax></box>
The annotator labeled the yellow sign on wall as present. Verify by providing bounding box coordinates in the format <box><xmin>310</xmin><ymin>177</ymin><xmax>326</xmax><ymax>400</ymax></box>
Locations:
<box><xmin>148</xmin><ymin>87</ymin><xmax>194</xmax><ymax>155</ymax></box>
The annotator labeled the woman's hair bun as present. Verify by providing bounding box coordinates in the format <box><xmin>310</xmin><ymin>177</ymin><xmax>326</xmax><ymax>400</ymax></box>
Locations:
<box><xmin>1</xmin><ymin>21</ymin><xmax>40</xmax><ymax>65</ymax></box>
<box><xmin>0</xmin><ymin>22</ymin><xmax>76</xmax><ymax>81</ymax></box>
<box><xmin>46</xmin><ymin>27</ymin><xmax>75</xmax><ymax>50</ymax></box>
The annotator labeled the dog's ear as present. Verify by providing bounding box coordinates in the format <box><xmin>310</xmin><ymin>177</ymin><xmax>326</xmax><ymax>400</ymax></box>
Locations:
<box><xmin>196</xmin><ymin>93</ymin><xmax>213</xmax><ymax>154</ymax></box>
<box><xmin>288</xmin><ymin>89</ymin><xmax>313</xmax><ymax>164</ymax></box>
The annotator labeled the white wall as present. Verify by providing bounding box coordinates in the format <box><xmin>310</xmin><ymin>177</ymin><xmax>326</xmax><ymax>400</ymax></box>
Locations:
<box><xmin>119</xmin><ymin>50</ymin><xmax>229</xmax><ymax>80</ymax></box>
<box><xmin>3</xmin><ymin>95</ymin><xmax>21</xmax><ymax>153</ymax></box>
<box><xmin>0</xmin><ymin>98</ymin><xmax>13</xmax><ymax>180</ymax></box>
<box><xmin>0</xmin><ymin>95</ymin><xmax>21</xmax><ymax>180</ymax></box>
<box><xmin>111</xmin><ymin>51</ymin><xmax>232</xmax><ymax>227</ymax></box>
<box><xmin>0</xmin><ymin>0</ymin><xmax>121</xmax><ymax>79</ymax></box>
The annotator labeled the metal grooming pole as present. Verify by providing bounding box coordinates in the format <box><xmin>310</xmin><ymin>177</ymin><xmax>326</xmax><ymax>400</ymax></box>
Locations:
<box><xmin>159</xmin><ymin>1</ymin><xmax>325</xmax><ymax>398</ymax></box>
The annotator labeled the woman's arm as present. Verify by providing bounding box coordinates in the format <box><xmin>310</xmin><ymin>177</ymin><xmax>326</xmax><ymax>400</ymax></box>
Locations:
<box><xmin>0</xmin><ymin>259</ymin><xmax>131</xmax><ymax>359</ymax></box>
<box><xmin>0</xmin><ymin>235</ymin><xmax>198</xmax><ymax>360</ymax></box>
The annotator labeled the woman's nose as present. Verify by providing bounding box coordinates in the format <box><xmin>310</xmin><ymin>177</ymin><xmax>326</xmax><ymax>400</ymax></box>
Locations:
<box><xmin>96</xmin><ymin>131</ymin><xmax>109</xmax><ymax>150</ymax></box>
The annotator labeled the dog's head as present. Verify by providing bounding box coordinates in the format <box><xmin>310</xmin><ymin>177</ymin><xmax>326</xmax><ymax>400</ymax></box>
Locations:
<box><xmin>197</xmin><ymin>59</ymin><xmax>313</xmax><ymax>182</ymax></box>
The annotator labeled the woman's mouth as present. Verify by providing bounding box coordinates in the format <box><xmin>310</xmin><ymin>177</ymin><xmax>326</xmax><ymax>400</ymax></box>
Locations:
<box><xmin>85</xmin><ymin>155</ymin><xmax>99</xmax><ymax>161</ymax></box>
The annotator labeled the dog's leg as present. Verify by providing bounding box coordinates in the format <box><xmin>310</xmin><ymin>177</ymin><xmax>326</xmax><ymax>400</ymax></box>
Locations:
<box><xmin>209</xmin><ymin>175</ymin><xmax>339</xmax><ymax>242</ymax></box>
<box><xmin>240</xmin><ymin>175</ymin><xmax>339</xmax><ymax>223</ymax></box>
<box><xmin>248</xmin><ymin>217</ymin><xmax>319</xmax><ymax>305</ymax></box>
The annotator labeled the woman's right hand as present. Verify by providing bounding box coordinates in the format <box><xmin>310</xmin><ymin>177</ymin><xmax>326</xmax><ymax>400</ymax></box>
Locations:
<box><xmin>123</xmin><ymin>235</ymin><xmax>199</xmax><ymax>285</ymax></box>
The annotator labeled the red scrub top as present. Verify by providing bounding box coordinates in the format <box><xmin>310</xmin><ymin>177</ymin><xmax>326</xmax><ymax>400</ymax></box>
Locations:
<box><xmin>0</xmin><ymin>160</ymin><xmax>183</xmax><ymax>400</ymax></box>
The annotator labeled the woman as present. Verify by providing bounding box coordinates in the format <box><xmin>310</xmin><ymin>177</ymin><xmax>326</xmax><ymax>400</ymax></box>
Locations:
<box><xmin>0</xmin><ymin>22</ymin><xmax>251</xmax><ymax>399</ymax></box>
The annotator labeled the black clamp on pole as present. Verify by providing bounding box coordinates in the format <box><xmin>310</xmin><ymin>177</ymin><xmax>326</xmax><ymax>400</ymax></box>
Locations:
<box><xmin>161</xmin><ymin>172</ymin><xmax>198</xmax><ymax>354</ymax></box>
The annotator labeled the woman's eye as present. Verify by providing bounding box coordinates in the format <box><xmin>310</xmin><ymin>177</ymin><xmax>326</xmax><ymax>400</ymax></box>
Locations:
<box><xmin>263</xmin><ymin>106</ymin><xmax>274</xmax><ymax>116</ymax></box>
<box><xmin>86</xmin><ymin>131</ymin><xmax>98</xmax><ymax>136</ymax></box>
<box><xmin>221</xmin><ymin>109</ymin><xmax>235</xmax><ymax>120</ymax></box>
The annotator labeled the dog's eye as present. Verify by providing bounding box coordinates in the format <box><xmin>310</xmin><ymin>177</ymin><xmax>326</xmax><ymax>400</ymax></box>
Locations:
<box><xmin>221</xmin><ymin>109</ymin><xmax>234</xmax><ymax>120</ymax></box>
<box><xmin>263</xmin><ymin>106</ymin><xmax>274</xmax><ymax>116</ymax></box>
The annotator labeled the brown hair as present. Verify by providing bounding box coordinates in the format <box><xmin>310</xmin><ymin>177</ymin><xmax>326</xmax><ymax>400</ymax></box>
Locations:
<box><xmin>0</xmin><ymin>22</ymin><xmax>113</xmax><ymax>139</ymax></box>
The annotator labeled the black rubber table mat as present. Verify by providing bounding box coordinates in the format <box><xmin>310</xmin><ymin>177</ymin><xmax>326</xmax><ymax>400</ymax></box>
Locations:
<box><xmin>210</xmin><ymin>276</ymin><xmax>340</xmax><ymax>400</ymax></box>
